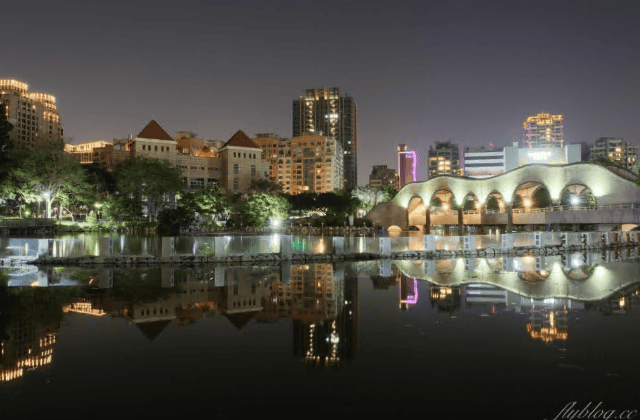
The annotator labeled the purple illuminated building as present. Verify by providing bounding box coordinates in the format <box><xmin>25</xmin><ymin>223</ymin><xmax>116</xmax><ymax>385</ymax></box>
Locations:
<box><xmin>398</xmin><ymin>144</ymin><xmax>417</xmax><ymax>188</ymax></box>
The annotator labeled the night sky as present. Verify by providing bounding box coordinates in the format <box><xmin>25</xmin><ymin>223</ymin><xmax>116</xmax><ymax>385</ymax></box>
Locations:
<box><xmin>2</xmin><ymin>0</ymin><xmax>639</xmax><ymax>184</ymax></box>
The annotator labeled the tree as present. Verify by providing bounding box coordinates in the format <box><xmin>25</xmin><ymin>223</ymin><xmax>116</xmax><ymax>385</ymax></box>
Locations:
<box><xmin>381</xmin><ymin>186</ymin><xmax>398</xmax><ymax>201</ymax></box>
<box><xmin>10</xmin><ymin>141</ymin><xmax>91</xmax><ymax>218</ymax></box>
<box><xmin>115</xmin><ymin>157</ymin><xmax>183</xmax><ymax>221</ymax></box>
<box><xmin>156</xmin><ymin>206</ymin><xmax>194</xmax><ymax>235</ymax></box>
<box><xmin>251</xmin><ymin>179</ymin><xmax>282</xmax><ymax>194</ymax></box>
<box><xmin>352</xmin><ymin>186</ymin><xmax>390</xmax><ymax>212</ymax></box>
<box><xmin>486</xmin><ymin>197</ymin><xmax>500</xmax><ymax>211</ymax></box>
<box><xmin>512</xmin><ymin>193</ymin><xmax>524</xmax><ymax>209</ymax></box>
<box><xmin>179</xmin><ymin>186</ymin><xmax>233</xmax><ymax>220</ymax></box>
<box><xmin>102</xmin><ymin>193</ymin><xmax>143</xmax><ymax>222</ymax></box>
<box><xmin>236</xmin><ymin>193</ymin><xmax>290</xmax><ymax>227</ymax></box>
<box><xmin>533</xmin><ymin>187</ymin><xmax>552</xmax><ymax>208</ymax></box>
<box><xmin>463</xmin><ymin>198</ymin><xmax>476</xmax><ymax>211</ymax></box>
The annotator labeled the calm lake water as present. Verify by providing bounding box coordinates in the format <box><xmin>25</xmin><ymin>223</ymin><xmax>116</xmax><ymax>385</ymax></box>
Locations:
<box><xmin>1</xmin><ymin>238</ymin><xmax>639</xmax><ymax>419</ymax></box>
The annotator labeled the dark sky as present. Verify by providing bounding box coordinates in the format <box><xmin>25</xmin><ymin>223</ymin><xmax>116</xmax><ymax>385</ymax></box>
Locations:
<box><xmin>2</xmin><ymin>0</ymin><xmax>639</xmax><ymax>184</ymax></box>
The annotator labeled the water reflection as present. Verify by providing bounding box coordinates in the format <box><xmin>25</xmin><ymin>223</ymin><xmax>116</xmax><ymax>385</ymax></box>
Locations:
<box><xmin>1</xmin><ymin>257</ymin><xmax>640</xmax><ymax>419</ymax></box>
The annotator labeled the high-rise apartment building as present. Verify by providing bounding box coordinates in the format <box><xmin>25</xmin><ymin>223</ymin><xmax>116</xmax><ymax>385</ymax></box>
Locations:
<box><xmin>427</xmin><ymin>141</ymin><xmax>462</xmax><ymax>178</ymax></box>
<box><xmin>368</xmin><ymin>165</ymin><xmax>398</xmax><ymax>189</ymax></box>
<box><xmin>522</xmin><ymin>112</ymin><xmax>563</xmax><ymax>148</ymax></box>
<box><xmin>590</xmin><ymin>137</ymin><xmax>638</xmax><ymax>171</ymax></box>
<box><xmin>0</xmin><ymin>78</ymin><xmax>63</xmax><ymax>151</ymax></box>
<box><xmin>254</xmin><ymin>134</ymin><xmax>344</xmax><ymax>195</ymax></box>
<box><xmin>397</xmin><ymin>144</ymin><xmax>416</xmax><ymax>187</ymax></box>
<box><xmin>292</xmin><ymin>87</ymin><xmax>357</xmax><ymax>189</ymax></box>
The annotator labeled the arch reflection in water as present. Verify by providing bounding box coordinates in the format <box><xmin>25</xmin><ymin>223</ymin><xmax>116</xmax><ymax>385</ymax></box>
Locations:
<box><xmin>2</xmin><ymin>256</ymin><xmax>640</xmax><ymax>384</ymax></box>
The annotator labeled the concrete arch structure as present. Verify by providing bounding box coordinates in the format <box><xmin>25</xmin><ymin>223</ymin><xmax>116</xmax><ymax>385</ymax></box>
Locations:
<box><xmin>365</xmin><ymin>163</ymin><xmax>640</xmax><ymax>230</ymax></box>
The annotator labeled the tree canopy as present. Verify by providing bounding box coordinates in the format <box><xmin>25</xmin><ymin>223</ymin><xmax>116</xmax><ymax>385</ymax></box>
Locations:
<box><xmin>236</xmin><ymin>193</ymin><xmax>290</xmax><ymax>227</ymax></box>
<box><xmin>178</xmin><ymin>186</ymin><xmax>233</xmax><ymax>219</ymax></box>
<box><xmin>9</xmin><ymin>141</ymin><xmax>92</xmax><ymax>218</ymax></box>
<box><xmin>115</xmin><ymin>157</ymin><xmax>183</xmax><ymax>220</ymax></box>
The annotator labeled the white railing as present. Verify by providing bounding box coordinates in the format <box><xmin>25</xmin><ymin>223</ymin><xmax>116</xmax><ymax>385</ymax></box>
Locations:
<box><xmin>510</xmin><ymin>203</ymin><xmax>640</xmax><ymax>214</ymax></box>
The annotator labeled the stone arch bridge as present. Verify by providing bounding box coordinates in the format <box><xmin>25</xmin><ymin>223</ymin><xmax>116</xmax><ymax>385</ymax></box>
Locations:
<box><xmin>364</xmin><ymin>163</ymin><xmax>640</xmax><ymax>232</ymax></box>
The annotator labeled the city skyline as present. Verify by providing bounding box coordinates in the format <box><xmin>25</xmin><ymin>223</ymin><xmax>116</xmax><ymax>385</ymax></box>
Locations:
<box><xmin>2</xmin><ymin>0</ymin><xmax>639</xmax><ymax>184</ymax></box>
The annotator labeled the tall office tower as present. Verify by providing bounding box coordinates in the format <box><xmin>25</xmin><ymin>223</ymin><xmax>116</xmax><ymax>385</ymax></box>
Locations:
<box><xmin>427</xmin><ymin>141</ymin><xmax>462</xmax><ymax>178</ymax></box>
<box><xmin>0</xmin><ymin>78</ymin><xmax>63</xmax><ymax>151</ymax></box>
<box><xmin>293</xmin><ymin>87</ymin><xmax>357</xmax><ymax>189</ymax></box>
<box><xmin>590</xmin><ymin>137</ymin><xmax>638</xmax><ymax>172</ymax></box>
<box><xmin>522</xmin><ymin>112</ymin><xmax>563</xmax><ymax>148</ymax></box>
<box><xmin>397</xmin><ymin>144</ymin><xmax>416</xmax><ymax>187</ymax></box>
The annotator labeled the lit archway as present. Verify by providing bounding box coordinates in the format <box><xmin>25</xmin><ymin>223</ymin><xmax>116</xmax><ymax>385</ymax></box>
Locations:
<box><xmin>429</xmin><ymin>189</ymin><xmax>457</xmax><ymax>213</ymax></box>
<box><xmin>461</xmin><ymin>192</ymin><xmax>481</xmax><ymax>212</ymax></box>
<box><xmin>484</xmin><ymin>191</ymin><xmax>507</xmax><ymax>213</ymax></box>
<box><xmin>407</xmin><ymin>196</ymin><xmax>427</xmax><ymax>230</ymax></box>
<box><xmin>512</xmin><ymin>182</ymin><xmax>552</xmax><ymax>210</ymax></box>
<box><xmin>559</xmin><ymin>184</ymin><xmax>596</xmax><ymax>209</ymax></box>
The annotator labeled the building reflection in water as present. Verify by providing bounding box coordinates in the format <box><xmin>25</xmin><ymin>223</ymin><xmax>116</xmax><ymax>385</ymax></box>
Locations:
<box><xmin>399</xmin><ymin>277</ymin><xmax>418</xmax><ymax>311</ymax></box>
<box><xmin>1</xmin><ymin>296</ymin><xmax>59</xmax><ymax>385</ymax></box>
<box><xmin>2</xmin><ymin>259</ymin><xmax>640</xmax><ymax>383</ymax></box>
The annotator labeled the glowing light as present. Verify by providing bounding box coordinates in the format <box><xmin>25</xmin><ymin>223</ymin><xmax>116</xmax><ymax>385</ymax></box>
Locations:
<box><xmin>527</xmin><ymin>151</ymin><xmax>552</xmax><ymax>161</ymax></box>
<box><xmin>524</xmin><ymin>199</ymin><xmax>532</xmax><ymax>208</ymax></box>
<box><xmin>570</xmin><ymin>195</ymin><xmax>580</xmax><ymax>206</ymax></box>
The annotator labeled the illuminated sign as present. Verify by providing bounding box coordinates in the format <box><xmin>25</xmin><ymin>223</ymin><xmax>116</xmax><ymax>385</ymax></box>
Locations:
<box><xmin>528</xmin><ymin>151</ymin><xmax>552</xmax><ymax>160</ymax></box>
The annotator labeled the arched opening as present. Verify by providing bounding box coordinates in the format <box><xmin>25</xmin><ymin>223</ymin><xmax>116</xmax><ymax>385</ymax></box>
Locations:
<box><xmin>461</xmin><ymin>192</ymin><xmax>481</xmax><ymax>212</ymax></box>
<box><xmin>559</xmin><ymin>184</ymin><xmax>596</xmax><ymax>209</ymax></box>
<box><xmin>484</xmin><ymin>191</ymin><xmax>507</xmax><ymax>213</ymax></box>
<box><xmin>407</xmin><ymin>196</ymin><xmax>427</xmax><ymax>231</ymax></box>
<box><xmin>429</xmin><ymin>189</ymin><xmax>457</xmax><ymax>212</ymax></box>
<box><xmin>561</xmin><ymin>252</ymin><xmax>595</xmax><ymax>281</ymax></box>
<box><xmin>429</xmin><ymin>190</ymin><xmax>458</xmax><ymax>236</ymax></box>
<box><xmin>387</xmin><ymin>225</ymin><xmax>402</xmax><ymax>238</ymax></box>
<box><xmin>512</xmin><ymin>182</ymin><xmax>552</xmax><ymax>210</ymax></box>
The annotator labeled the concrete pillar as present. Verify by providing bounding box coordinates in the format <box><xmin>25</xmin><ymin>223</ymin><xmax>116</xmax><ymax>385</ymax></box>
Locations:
<box><xmin>98</xmin><ymin>238</ymin><xmax>113</xmax><ymax>257</ymax></box>
<box><xmin>506</xmin><ymin>205</ymin><xmax>513</xmax><ymax>232</ymax></box>
<box><xmin>280</xmin><ymin>261</ymin><xmax>291</xmax><ymax>285</ymax></box>
<box><xmin>444</xmin><ymin>225</ymin><xmax>450</xmax><ymax>236</ymax></box>
<box><xmin>214</xmin><ymin>236</ymin><xmax>228</xmax><ymax>257</ymax></box>
<box><xmin>458</xmin><ymin>208</ymin><xmax>464</xmax><ymax>235</ymax></box>
<box><xmin>38</xmin><ymin>269</ymin><xmax>49</xmax><ymax>287</ymax></box>
<box><xmin>424</xmin><ymin>234</ymin><xmax>436</xmax><ymax>252</ymax></box>
<box><xmin>464</xmin><ymin>258</ymin><xmax>476</xmax><ymax>273</ymax></box>
<box><xmin>464</xmin><ymin>235</ymin><xmax>476</xmax><ymax>251</ymax></box>
<box><xmin>332</xmin><ymin>237</ymin><xmax>345</xmax><ymax>254</ymax></box>
<box><xmin>425</xmin><ymin>210</ymin><xmax>431</xmax><ymax>234</ymax></box>
<box><xmin>501</xmin><ymin>233</ymin><xmax>514</xmax><ymax>251</ymax></box>
<box><xmin>378</xmin><ymin>260</ymin><xmax>391</xmax><ymax>277</ymax></box>
<box><xmin>161</xmin><ymin>237</ymin><xmax>175</xmax><ymax>258</ymax></box>
<box><xmin>280</xmin><ymin>235</ymin><xmax>292</xmax><ymax>257</ymax></box>
<box><xmin>161</xmin><ymin>267</ymin><xmax>174</xmax><ymax>288</ymax></box>
<box><xmin>214</xmin><ymin>266</ymin><xmax>225</xmax><ymax>287</ymax></box>
<box><xmin>379</xmin><ymin>237</ymin><xmax>391</xmax><ymax>256</ymax></box>
<box><xmin>99</xmin><ymin>269</ymin><xmax>114</xmax><ymax>289</ymax></box>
